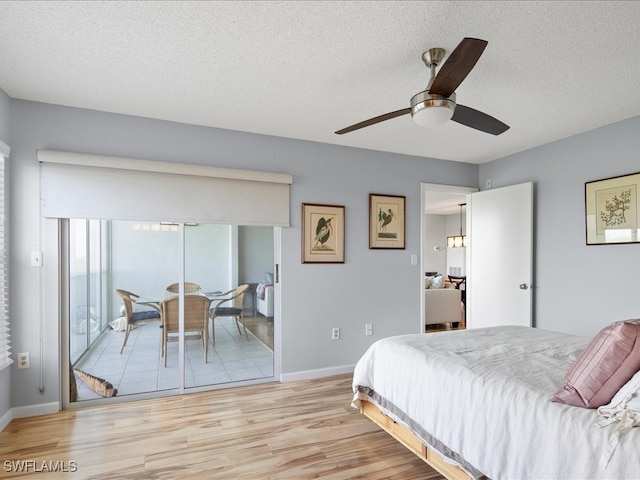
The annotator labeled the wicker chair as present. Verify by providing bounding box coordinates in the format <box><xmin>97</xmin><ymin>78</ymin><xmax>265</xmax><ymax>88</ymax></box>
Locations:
<box><xmin>115</xmin><ymin>289</ymin><xmax>161</xmax><ymax>354</ymax></box>
<box><xmin>160</xmin><ymin>294</ymin><xmax>211</xmax><ymax>367</ymax></box>
<box><xmin>209</xmin><ymin>284</ymin><xmax>250</xmax><ymax>345</ymax></box>
<box><xmin>165</xmin><ymin>282</ymin><xmax>201</xmax><ymax>294</ymax></box>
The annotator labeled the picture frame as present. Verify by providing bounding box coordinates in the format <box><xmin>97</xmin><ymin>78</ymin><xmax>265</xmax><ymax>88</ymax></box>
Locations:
<box><xmin>585</xmin><ymin>171</ymin><xmax>640</xmax><ymax>245</ymax></box>
<box><xmin>301</xmin><ymin>203</ymin><xmax>345</xmax><ymax>263</ymax></box>
<box><xmin>369</xmin><ymin>193</ymin><xmax>406</xmax><ymax>249</ymax></box>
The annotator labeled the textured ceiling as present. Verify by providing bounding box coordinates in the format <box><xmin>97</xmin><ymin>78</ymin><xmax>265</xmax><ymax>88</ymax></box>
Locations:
<box><xmin>1</xmin><ymin>1</ymin><xmax>639</xmax><ymax>164</ymax></box>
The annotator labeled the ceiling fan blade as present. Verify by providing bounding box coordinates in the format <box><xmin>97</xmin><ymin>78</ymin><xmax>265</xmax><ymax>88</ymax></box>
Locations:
<box><xmin>429</xmin><ymin>38</ymin><xmax>488</xmax><ymax>98</ymax></box>
<box><xmin>451</xmin><ymin>104</ymin><xmax>509</xmax><ymax>135</ymax></box>
<box><xmin>335</xmin><ymin>108</ymin><xmax>411</xmax><ymax>134</ymax></box>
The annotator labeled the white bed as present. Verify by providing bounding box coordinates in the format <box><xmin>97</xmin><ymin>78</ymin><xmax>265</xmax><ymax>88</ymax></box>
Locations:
<box><xmin>352</xmin><ymin>326</ymin><xmax>640</xmax><ymax>479</ymax></box>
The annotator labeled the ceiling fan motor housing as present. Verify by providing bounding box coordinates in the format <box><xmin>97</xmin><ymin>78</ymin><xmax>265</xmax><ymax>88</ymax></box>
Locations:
<box><xmin>410</xmin><ymin>91</ymin><xmax>456</xmax><ymax>127</ymax></box>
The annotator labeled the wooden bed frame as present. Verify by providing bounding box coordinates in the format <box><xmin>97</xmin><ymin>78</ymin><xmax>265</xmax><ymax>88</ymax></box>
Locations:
<box><xmin>359</xmin><ymin>399</ymin><xmax>472</xmax><ymax>480</ymax></box>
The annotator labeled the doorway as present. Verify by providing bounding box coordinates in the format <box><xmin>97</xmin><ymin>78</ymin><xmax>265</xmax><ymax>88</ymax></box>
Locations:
<box><xmin>421</xmin><ymin>182</ymin><xmax>535</xmax><ymax>333</ymax></box>
<box><xmin>420</xmin><ymin>183</ymin><xmax>477</xmax><ymax>333</ymax></box>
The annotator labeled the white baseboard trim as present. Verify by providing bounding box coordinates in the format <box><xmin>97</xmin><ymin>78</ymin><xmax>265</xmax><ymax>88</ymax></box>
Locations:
<box><xmin>280</xmin><ymin>364</ymin><xmax>355</xmax><ymax>383</ymax></box>
<box><xmin>0</xmin><ymin>408</ymin><xmax>13</xmax><ymax>432</ymax></box>
<box><xmin>11</xmin><ymin>402</ymin><xmax>59</xmax><ymax>419</ymax></box>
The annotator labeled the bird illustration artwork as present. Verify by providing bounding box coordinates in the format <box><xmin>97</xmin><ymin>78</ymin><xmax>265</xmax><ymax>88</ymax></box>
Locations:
<box><xmin>313</xmin><ymin>216</ymin><xmax>333</xmax><ymax>251</ymax></box>
<box><xmin>377</xmin><ymin>208</ymin><xmax>397</xmax><ymax>238</ymax></box>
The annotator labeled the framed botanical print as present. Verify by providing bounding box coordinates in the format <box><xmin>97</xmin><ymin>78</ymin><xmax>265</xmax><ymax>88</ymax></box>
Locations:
<box><xmin>585</xmin><ymin>171</ymin><xmax>640</xmax><ymax>245</ymax></box>
<box><xmin>369</xmin><ymin>193</ymin><xmax>406</xmax><ymax>249</ymax></box>
<box><xmin>301</xmin><ymin>203</ymin><xmax>345</xmax><ymax>263</ymax></box>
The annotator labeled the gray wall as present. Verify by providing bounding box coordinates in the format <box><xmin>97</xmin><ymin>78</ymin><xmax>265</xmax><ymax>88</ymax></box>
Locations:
<box><xmin>6</xmin><ymin>96</ymin><xmax>640</xmax><ymax>412</ymax></box>
<box><xmin>480</xmin><ymin>116</ymin><xmax>640</xmax><ymax>337</ymax></box>
<box><xmin>9</xmin><ymin>99</ymin><xmax>478</xmax><ymax>408</ymax></box>
<box><xmin>0</xmin><ymin>88</ymin><xmax>10</xmax><ymax>421</ymax></box>
<box><xmin>422</xmin><ymin>214</ymin><xmax>447</xmax><ymax>275</ymax></box>
<box><xmin>422</xmin><ymin>213</ymin><xmax>467</xmax><ymax>277</ymax></box>
<box><xmin>238</xmin><ymin>226</ymin><xmax>274</xmax><ymax>285</ymax></box>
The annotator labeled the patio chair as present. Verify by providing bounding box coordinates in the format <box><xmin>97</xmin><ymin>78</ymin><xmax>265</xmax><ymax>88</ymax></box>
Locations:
<box><xmin>115</xmin><ymin>289</ymin><xmax>161</xmax><ymax>354</ymax></box>
<box><xmin>160</xmin><ymin>294</ymin><xmax>212</xmax><ymax>366</ymax></box>
<box><xmin>209</xmin><ymin>284</ymin><xmax>250</xmax><ymax>345</ymax></box>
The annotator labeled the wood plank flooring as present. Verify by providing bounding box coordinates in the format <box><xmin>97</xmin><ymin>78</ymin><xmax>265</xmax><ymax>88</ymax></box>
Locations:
<box><xmin>0</xmin><ymin>374</ymin><xmax>444</xmax><ymax>479</ymax></box>
<box><xmin>242</xmin><ymin>315</ymin><xmax>274</xmax><ymax>351</ymax></box>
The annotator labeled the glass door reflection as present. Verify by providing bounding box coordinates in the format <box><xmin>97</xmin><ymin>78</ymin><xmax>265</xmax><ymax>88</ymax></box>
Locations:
<box><xmin>69</xmin><ymin>220</ymin><xmax>274</xmax><ymax>403</ymax></box>
<box><xmin>184</xmin><ymin>224</ymin><xmax>274</xmax><ymax>389</ymax></box>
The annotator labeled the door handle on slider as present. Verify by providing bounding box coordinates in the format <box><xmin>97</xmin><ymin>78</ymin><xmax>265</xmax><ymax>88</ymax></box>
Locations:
<box><xmin>519</xmin><ymin>283</ymin><xmax>529</xmax><ymax>290</ymax></box>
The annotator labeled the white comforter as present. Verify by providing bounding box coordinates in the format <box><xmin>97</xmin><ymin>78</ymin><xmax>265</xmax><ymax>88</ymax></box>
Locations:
<box><xmin>352</xmin><ymin>326</ymin><xmax>640</xmax><ymax>480</ymax></box>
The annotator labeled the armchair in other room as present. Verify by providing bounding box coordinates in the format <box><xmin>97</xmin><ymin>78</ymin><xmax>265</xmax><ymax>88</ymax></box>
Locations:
<box><xmin>425</xmin><ymin>288</ymin><xmax>464</xmax><ymax>329</ymax></box>
<box><xmin>256</xmin><ymin>283</ymin><xmax>274</xmax><ymax>318</ymax></box>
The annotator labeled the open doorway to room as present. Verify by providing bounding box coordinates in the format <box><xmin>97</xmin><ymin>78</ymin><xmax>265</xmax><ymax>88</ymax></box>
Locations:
<box><xmin>65</xmin><ymin>219</ymin><xmax>276</xmax><ymax>405</ymax></box>
<box><xmin>421</xmin><ymin>183</ymin><xmax>477</xmax><ymax>334</ymax></box>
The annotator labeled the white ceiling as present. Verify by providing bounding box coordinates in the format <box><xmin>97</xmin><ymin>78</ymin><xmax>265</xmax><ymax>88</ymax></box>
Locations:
<box><xmin>1</xmin><ymin>1</ymin><xmax>639</xmax><ymax>164</ymax></box>
<box><xmin>424</xmin><ymin>191</ymin><xmax>469</xmax><ymax>216</ymax></box>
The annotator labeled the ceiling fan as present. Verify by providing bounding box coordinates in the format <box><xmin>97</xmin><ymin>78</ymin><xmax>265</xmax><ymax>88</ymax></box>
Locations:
<box><xmin>335</xmin><ymin>38</ymin><xmax>509</xmax><ymax>136</ymax></box>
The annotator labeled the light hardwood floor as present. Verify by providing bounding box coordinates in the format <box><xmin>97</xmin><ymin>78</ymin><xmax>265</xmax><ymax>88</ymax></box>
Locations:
<box><xmin>242</xmin><ymin>314</ymin><xmax>274</xmax><ymax>351</ymax></box>
<box><xmin>0</xmin><ymin>374</ymin><xmax>444</xmax><ymax>479</ymax></box>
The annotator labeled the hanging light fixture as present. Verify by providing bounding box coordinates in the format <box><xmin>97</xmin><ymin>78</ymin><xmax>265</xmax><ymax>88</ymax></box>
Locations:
<box><xmin>447</xmin><ymin>203</ymin><xmax>467</xmax><ymax>248</ymax></box>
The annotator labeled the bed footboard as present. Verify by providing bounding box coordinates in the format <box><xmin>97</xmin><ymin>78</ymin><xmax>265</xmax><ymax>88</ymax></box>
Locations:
<box><xmin>359</xmin><ymin>400</ymin><xmax>471</xmax><ymax>480</ymax></box>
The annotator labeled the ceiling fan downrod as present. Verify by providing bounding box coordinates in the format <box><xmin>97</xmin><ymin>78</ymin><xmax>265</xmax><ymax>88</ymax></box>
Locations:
<box><xmin>422</xmin><ymin>47</ymin><xmax>445</xmax><ymax>91</ymax></box>
<box><xmin>411</xmin><ymin>47</ymin><xmax>456</xmax><ymax>126</ymax></box>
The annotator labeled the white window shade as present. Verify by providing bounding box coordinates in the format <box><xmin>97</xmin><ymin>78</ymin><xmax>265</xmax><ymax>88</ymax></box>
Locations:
<box><xmin>38</xmin><ymin>150</ymin><xmax>293</xmax><ymax>226</ymax></box>
<box><xmin>0</xmin><ymin>140</ymin><xmax>11</xmax><ymax>371</ymax></box>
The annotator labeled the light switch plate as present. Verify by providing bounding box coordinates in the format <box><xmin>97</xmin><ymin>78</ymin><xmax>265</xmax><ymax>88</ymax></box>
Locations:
<box><xmin>31</xmin><ymin>251</ymin><xmax>43</xmax><ymax>267</ymax></box>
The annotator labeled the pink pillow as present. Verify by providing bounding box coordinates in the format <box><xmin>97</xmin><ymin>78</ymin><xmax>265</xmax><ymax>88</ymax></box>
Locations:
<box><xmin>553</xmin><ymin>319</ymin><xmax>640</xmax><ymax>408</ymax></box>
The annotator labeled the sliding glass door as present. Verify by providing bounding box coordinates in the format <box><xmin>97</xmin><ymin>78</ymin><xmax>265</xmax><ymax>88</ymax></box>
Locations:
<box><xmin>69</xmin><ymin>219</ymin><xmax>110</xmax><ymax>365</ymax></box>
<box><xmin>67</xmin><ymin>219</ymin><xmax>275</xmax><ymax>404</ymax></box>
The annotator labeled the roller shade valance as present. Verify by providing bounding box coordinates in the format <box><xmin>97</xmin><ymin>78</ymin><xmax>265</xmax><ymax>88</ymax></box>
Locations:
<box><xmin>38</xmin><ymin>150</ymin><xmax>292</xmax><ymax>226</ymax></box>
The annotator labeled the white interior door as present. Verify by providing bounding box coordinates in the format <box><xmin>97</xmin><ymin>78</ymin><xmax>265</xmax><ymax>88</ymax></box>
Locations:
<box><xmin>467</xmin><ymin>182</ymin><xmax>533</xmax><ymax>329</ymax></box>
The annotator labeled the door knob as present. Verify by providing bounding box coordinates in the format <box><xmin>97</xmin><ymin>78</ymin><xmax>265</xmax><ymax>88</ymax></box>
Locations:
<box><xmin>519</xmin><ymin>283</ymin><xmax>529</xmax><ymax>290</ymax></box>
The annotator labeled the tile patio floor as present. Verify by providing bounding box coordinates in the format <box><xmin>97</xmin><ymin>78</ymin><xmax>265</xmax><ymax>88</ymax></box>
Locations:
<box><xmin>73</xmin><ymin>316</ymin><xmax>274</xmax><ymax>401</ymax></box>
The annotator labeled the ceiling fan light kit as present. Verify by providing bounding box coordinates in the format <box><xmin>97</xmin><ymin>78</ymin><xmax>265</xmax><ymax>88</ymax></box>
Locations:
<box><xmin>410</xmin><ymin>91</ymin><xmax>456</xmax><ymax>127</ymax></box>
<box><xmin>335</xmin><ymin>38</ymin><xmax>509</xmax><ymax>136</ymax></box>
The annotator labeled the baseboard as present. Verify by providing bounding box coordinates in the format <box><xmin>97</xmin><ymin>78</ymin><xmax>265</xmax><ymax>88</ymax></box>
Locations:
<box><xmin>281</xmin><ymin>364</ymin><xmax>355</xmax><ymax>382</ymax></box>
<box><xmin>0</xmin><ymin>408</ymin><xmax>12</xmax><ymax>432</ymax></box>
<box><xmin>11</xmin><ymin>402</ymin><xmax>59</xmax><ymax>419</ymax></box>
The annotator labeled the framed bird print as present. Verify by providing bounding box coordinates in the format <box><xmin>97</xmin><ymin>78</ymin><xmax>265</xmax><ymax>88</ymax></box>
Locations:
<box><xmin>301</xmin><ymin>203</ymin><xmax>345</xmax><ymax>263</ymax></box>
<box><xmin>369</xmin><ymin>194</ymin><xmax>406</xmax><ymax>249</ymax></box>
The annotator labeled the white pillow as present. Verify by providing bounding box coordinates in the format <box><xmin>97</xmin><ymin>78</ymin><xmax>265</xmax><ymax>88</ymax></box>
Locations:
<box><xmin>429</xmin><ymin>275</ymin><xmax>444</xmax><ymax>289</ymax></box>
<box><xmin>607</xmin><ymin>369</ymin><xmax>640</xmax><ymax>408</ymax></box>
<box><xmin>596</xmin><ymin>369</ymin><xmax>640</xmax><ymax>467</ymax></box>
<box><xmin>109</xmin><ymin>317</ymin><xmax>127</xmax><ymax>332</ymax></box>
<box><xmin>425</xmin><ymin>275</ymin><xmax>435</xmax><ymax>289</ymax></box>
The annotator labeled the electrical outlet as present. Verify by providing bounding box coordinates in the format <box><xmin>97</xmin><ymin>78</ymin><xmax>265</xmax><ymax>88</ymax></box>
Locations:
<box><xmin>365</xmin><ymin>323</ymin><xmax>373</xmax><ymax>336</ymax></box>
<box><xmin>18</xmin><ymin>352</ymin><xmax>30</xmax><ymax>369</ymax></box>
<box><xmin>332</xmin><ymin>327</ymin><xmax>340</xmax><ymax>340</ymax></box>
